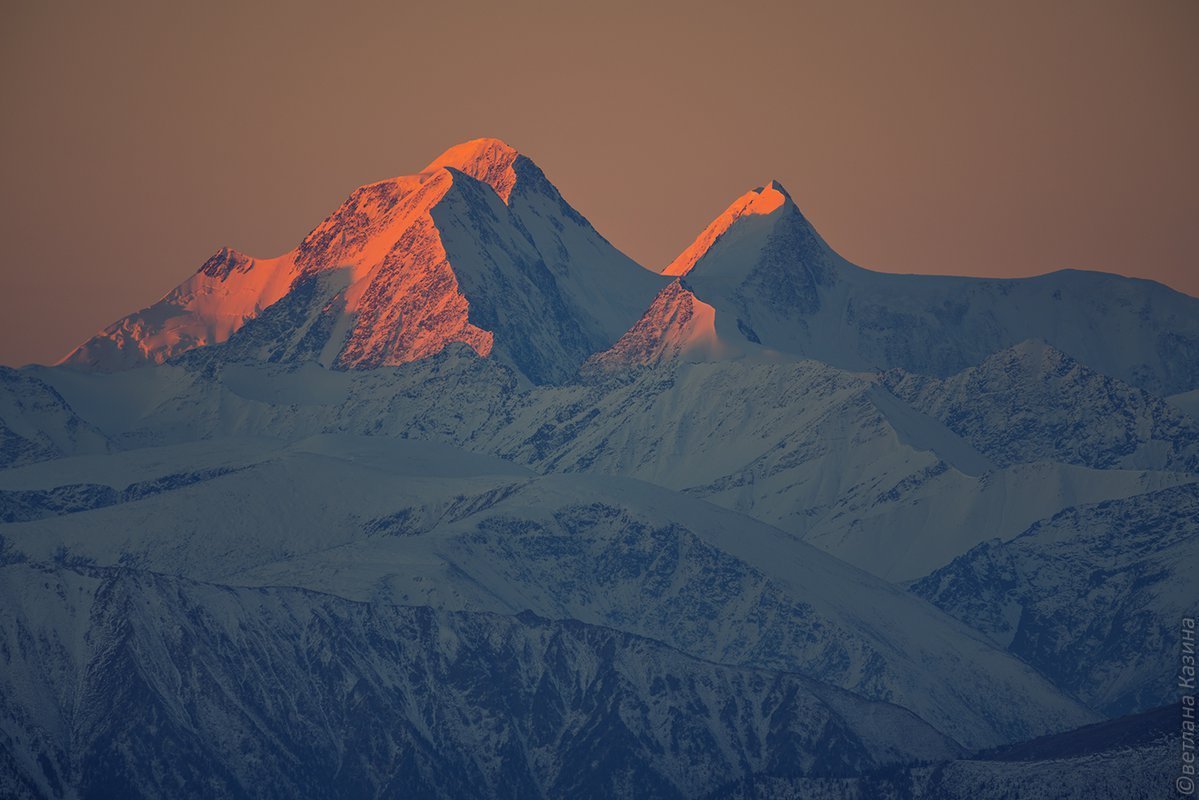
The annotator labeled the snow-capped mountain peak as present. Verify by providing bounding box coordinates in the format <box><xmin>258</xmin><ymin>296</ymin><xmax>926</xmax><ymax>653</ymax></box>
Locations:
<box><xmin>736</xmin><ymin>180</ymin><xmax>792</xmax><ymax>216</ymax></box>
<box><xmin>59</xmin><ymin>138</ymin><xmax>664</xmax><ymax>383</ymax></box>
<box><xmin>663</xmin><ymin>179</ymin><xmax>797</xmax><ymax>277</ymax></box>
<box><xmin>581</xmin><ymin>278</ymin><xmax>744</xmax><ymax>374</ymax></box>
<box><xmin>422</xmin><ymin>137</ymin><xmax>523</xmax><ymax>202</ymax></box>
<box><xmin>647</xmin><ymin>179</ymin><xmax>1199</xmax><ymax>394</ymax></box>
<box><xmin>55</xmin><ymin>140</ymin><xmax>1199</xmax><ymax>395</ymax></box>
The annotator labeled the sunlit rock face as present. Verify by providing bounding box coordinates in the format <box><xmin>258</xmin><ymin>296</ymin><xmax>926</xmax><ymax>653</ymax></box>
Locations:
<box><xmin>581</xmin><ymin>279</ymin><xmax>742</xmax><ymax>375</ymax></box>
<box><xmin>60</xmin><ymin>137</ymin><xmax>1199</xmax><ymax>393</ymax></box>
<box><xmin>61</xmin><ymin>138</ymin><xmax>664</xmax><ymax>384</ymax></box>
<box><xmin>10</xmin><ymin>136</ymin><xmax>1199</xmax><ymax>799</ymax></box>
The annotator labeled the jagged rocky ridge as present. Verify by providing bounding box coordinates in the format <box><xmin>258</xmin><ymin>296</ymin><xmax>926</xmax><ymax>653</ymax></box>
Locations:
<box><xmin>912</xmin><ymin>483</ymin><xmax>1199</xmax><ymax>715</ymax></box>
<box><xmin>704</xmin><ymin>705</ymin><xmax>1177</xmax><ymax>800</ymax></box>
<box><xmin>0</xmin><ymin>562</ymin><xmax>964</xmax><ymax>800</ymax></box>
<box><xmin>36</xmin><ymin>350</ymin><xmax>1194</xmax><ymax>582</ymax></box>
<box><xmin>4</xmin><ymin>138</ymin><xmax>1198</xmax><ymax>798</ymax></box>
<box><xmin>58</xmin><ymin>139</ymin><xmax>1199</xmax><ymax>395</ymax></box>
<box><xmin>0</xmin><ymin>368</ymin><xmax>109</xmax><ymax>469</ymax></box>
<box><xmin>882</xmin><ymin>339</ymin><xmax>1199</xmax><ymax>472</ymax></box>
<box><xmin>0</xmin><ymin>436</ymin><xmax>1096</xmax><ymax>751</ymax></box>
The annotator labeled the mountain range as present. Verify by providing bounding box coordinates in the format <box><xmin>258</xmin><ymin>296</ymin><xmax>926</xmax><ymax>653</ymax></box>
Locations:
<box><xmin>3</xmin><ymin>138</ymin><xmax>1196</xmax><ymax>799</ymax></box>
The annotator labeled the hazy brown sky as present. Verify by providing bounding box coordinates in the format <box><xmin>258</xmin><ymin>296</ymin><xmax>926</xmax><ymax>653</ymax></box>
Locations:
<box><xmin>2</xmin><ymin>0</ymin><xmax>1196</xmax><ymax>366</ymax></box>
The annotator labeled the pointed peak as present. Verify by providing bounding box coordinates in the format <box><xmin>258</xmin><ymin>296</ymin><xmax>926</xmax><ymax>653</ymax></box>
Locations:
<box><xmin>581</xmin><ymin>278</ymin><xmax>735</xmax><ymax>375</ymax></box>
<box><xmin>987</xmin><ymin>339</ymin><xmax>1076</xmax><ymax>370</ymax></box>
<box><xmin>765</xmin><ymin>179</ymin><xmax>792</xmax><ymax>199</ymax></box>
<box><xmin>423</xmin><ymin>138</ymin><xmax>524</xmax><ymax>202</ymax></box>
<box><xmin>740</xmin><ymin>180</ymin><xmax>792</xmax><ymax>215</ymax></box>
<box><xmin>424</xmin><ymin>138</ymin><xmax>520</xmax><ymax>172</ymax></box>
<box><xmin>197</xmin><ymin>246</ymin><xmax>254</xmax><ymax>279</ymax></box>
<box><xmin>663</xmin><ymin>180</ymin><xmax>794</xmax><ymax>276</ymax></box>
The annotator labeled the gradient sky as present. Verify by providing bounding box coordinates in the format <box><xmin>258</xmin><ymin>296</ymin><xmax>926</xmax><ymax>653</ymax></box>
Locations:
<box><xmin>2</xmin><ymin>0</ymin><xmax>1196</xmax><ymax>366</ymax></box>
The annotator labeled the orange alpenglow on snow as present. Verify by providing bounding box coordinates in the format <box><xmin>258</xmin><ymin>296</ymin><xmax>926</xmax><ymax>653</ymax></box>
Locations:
<box><xmin>293</xmin><ymin>165</ymin><xmax>498</xmax><ymax>368</ymax></box>
<box><xmin>58</xmin><ymin>138</ymin><xmax>663</xmax><ymax>381</ymax></box>
<box><xmin>662</xmin><ymin>181</ymin><xmax>791</xmax><ymax>277</ymax></box>
<box><xmin>423</xmin><ymin>138</ymin><xmax>523</xmax><ymax>203</ymax></box>
<box><xmin>582</xmin><ymin>279</ymin><xmax>738</xmax><ymax>374</ymax></box>
<box><xmin>59</xmin><ymin>246</ymin><xmax>301</xmax><ymax>368</ymax></box>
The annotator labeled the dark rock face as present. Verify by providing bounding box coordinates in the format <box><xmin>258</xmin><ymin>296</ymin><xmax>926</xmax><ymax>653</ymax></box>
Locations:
<box><xmin>883</xmin><ymin>340</ymin><xmax>1199</xmax><ymax>471</ymax></box>
<box><xmin>0</xmin><ymin>563</ymin><xmax>958</xmax><ymax>799</ymax></box>
<box><xmin>0</xmin><ymin>367</ymin><xmax>109</xmax><ymax>468</ymax></box>
<box><xmin>912</xmin><ymin>483</ymin><xmax>1199</xmax><ymax>715</ymax></box>
<box><xmin>58</xmin><ymin>141</ymin><xmax>665</xmax><ymax>385</ymax></box>
<box><xmin>706</xmin><ymin>706</ymin><xmax>1176</xmax><ymax>800</ymax></box>
<box><xmin>9</xmin><ymin>140</ymin><xmax>1199</xmax><ymax>799</ymax></box>
<box><xmin>198</xmin><ymin>247</ymin><xmax>255</xmax><ymax>280</ymax></box>
<box><xmin>0</xmin><ymin>466</ymin><xmax>241</xmax><ymax>523</ymax></box>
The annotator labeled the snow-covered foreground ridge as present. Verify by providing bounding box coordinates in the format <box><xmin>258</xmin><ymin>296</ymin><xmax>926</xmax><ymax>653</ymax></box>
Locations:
<box><xmin>2</xmin><ymin>137</ymin><xmax>1197</xmax><ymax>798</ymax></box>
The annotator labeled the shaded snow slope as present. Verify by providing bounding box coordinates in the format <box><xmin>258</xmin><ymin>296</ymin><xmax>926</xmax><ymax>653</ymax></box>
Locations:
<box><xmin>581</xmin><ymin>279</ymin><xmax>752</xmax><ymax>374</ymax></box>
<box><xmin>0</xmin><ymin>435</ymin><xmax>1096</xmax><ymax>750</ymax></box>
<box><xmin>661</xmin><ymin>181</ymin><xmax>1199</xmax><ymax>395</ymax></box>
<box><xmin>30</xmin><ymin>355</ymin><xmax>1198</xmax><ymax>584</ymax></box>
<box><xmin>0</xmin><ymin>367</ymin><xmax>109</xmax><ymax>469</ymax></box>
<box><xmin>8</xmin><ymin>136</ymin><xmax>1197</xmax><ymax>800</ymax></box>
<box><xmin>883</xmin><ymin>339</ymin><xmax>1199</xmax><ymax>472</ymax></box>
<box><xmin>0</xmin><ymin>562</ymin><xmax>962</xmax><ymax>800</ymax></box>
<box><xmin>60</xmin><ymin>139</ymin><xmax>663</xmax><ymax>384</ymax></box>
<box><xmin>912</xmin><ymin>483</ymin><xmax>1199</xmax><ymax>715</ymax></box>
